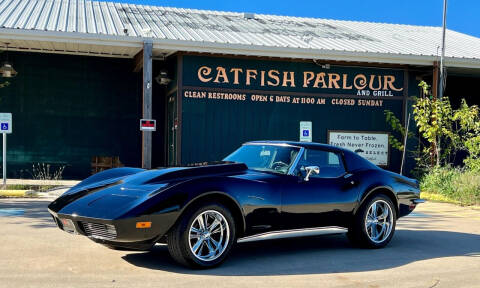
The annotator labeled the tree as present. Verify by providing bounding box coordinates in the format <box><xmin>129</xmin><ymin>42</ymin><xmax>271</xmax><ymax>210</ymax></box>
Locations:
<box><xmin>413</xmin><ymin>81</ymin><xmax>480</xmax><ymax>169</ymax></box>
<box><xmin>413</xmin><ymin>81</ymin><xmax>456</xmax><ymax>166</ymax></box>
<box><xmin>453</xmin><ymin>99</ymin><xmax>480</xmax><ymax>171</ymax></box>
<box><xmin>384</xmin><ymin>110</ymin><xmax>414</xmax><ymax>152</ymax></box>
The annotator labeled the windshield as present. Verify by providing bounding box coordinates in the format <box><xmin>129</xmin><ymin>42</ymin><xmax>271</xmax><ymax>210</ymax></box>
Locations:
<box><xmin>224</xmin><ymin>144</ymin><xmax>300</xmax><ymax>174</ymax></box>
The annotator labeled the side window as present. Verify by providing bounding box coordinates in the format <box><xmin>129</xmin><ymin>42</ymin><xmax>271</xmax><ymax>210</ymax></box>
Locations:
<box><xmin>297</xmin><ymin>149</ymin><xmax>346</xmax><ymax>178</ymax></box>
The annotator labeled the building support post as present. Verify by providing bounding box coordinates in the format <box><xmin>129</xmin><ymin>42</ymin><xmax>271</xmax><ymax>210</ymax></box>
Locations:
<box><xmin>142</xmin><ymin>40</ymin><xmax>153</xmax><ymax>169</ymax></box>
<box><xmin>432</xmin><ymin>61</ymin><xmax>439</xmax><ymax>100</ymax></box>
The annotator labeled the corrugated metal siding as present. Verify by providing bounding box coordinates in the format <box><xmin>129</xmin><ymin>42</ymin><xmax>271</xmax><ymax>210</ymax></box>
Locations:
<box><xmin>0</xmin><ymin>51</ymin><xmax>142</xmax><ymax>178</ymax></box>
<box><xmin>0</xmin><ymin>0</ymin><xmax>480</xmax><ymax>60</ymax></box>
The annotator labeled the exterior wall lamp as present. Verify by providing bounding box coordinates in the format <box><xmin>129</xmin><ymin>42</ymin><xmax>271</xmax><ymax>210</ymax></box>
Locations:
<box><xmin>0</xmin><ymin>43</ymin><xmax>17</xmax><ymax>78</ymax></box>
<box><xmin>155</xmin><ymin>69</ymin><xmax>171</xmax><ymax>85</ymax></box>
<box><xmin>0</xmin><ymin>62</ymin><xmax>17</xmax><ymax>78</ymax></box>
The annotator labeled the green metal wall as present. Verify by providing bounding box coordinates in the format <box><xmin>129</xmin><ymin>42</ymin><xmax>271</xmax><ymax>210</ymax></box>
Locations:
<box><xmin>180</xmin><ymin>55</ymin><xmax>413</xmax><ymax>173</ymax></box>
<box><xmin>0</xmin><ymin>52</ymin><xmax>142</xmax><ymax>179</ymax></box>
<box><xmin>0</xmin><ymin>51</ymin><xmax>421</xmax><ymax>179</ymax></box>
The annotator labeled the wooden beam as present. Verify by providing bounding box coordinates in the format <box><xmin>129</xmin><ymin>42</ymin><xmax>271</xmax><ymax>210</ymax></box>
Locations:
<box><xmin>432</xmin><ymin>61</ymin><xmax>439</xmax><ymax>99</ymax></box>
<box><xmin>133</xmin><ymin>49</ymin><xmax>143</xmax><ymax>73</ymax></box>
<box><xmin>142</xmin><ymin>40</ymin><xmax>153</xmax><ymax>169</ymax></box>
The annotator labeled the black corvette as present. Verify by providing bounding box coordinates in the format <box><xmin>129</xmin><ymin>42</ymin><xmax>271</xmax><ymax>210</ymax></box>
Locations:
<box><xmin>48</xmin><ymin>141</ymin><xmax>423</xmax><ymax>268</ymax></box>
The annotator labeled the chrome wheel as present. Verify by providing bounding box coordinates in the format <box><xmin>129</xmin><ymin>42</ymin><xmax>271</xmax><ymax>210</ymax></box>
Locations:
<box><xmin>188</xmin><ymin>210</ymin><xmax>230</xmax><ymax>262</ymax></box>
<box><xmin>365</xmin><ymin>200</ymin><xmax>394</xmax><ymax>244</ymax></box>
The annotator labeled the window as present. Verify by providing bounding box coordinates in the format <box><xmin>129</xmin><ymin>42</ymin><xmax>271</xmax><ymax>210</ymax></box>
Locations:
<box><xmin>295</xmin><ymin>149</ymin><xmax>346</xmax><ymax>178</ymax></box>
<box><xmin>224</xmin><ymin>144</ymin><xmax>300</xmax><ymax>174</ymax></box>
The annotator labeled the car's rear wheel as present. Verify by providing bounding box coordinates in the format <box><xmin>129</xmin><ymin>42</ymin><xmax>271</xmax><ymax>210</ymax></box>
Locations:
<box><xmin>348</xmin><ymin>194</ymin><xmax>396</xmax><ymax>248</ymax></box>
<box><xmin>167</xmin><ymin>202</ymin><xmax>236</xmax><ymax>268</ymax></box>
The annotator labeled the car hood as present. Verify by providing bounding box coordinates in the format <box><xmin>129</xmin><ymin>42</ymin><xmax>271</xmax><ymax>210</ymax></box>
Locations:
<box><xmin>48</xmin><ymin>162</ymin><xmax>248</xmax><ymax>219</ymax></box>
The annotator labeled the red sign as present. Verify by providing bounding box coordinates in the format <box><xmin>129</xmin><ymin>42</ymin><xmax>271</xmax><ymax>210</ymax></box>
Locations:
<box><xmin>140</xmin><ymin>119</ymin><xmax>156</xmax><ymax>131</ymax></box>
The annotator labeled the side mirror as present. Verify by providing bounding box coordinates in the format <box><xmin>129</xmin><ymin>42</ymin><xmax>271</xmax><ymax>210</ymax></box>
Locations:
<box><xmin>304</xmin><ymin>166</ymin><xmax>320</xmax><ymax>181</ymax></box>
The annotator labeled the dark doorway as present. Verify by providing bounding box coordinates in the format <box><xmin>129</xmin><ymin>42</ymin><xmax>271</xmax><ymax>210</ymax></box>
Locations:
<box><xmin>445</xmin><ymin>71</ymin><xmax>480</xmax><ymax>108</ymax></box>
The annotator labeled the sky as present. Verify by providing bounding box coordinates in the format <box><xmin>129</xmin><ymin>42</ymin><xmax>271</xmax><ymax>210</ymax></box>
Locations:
<box><xmin>114</xmin><ymin>0</ymin><xmax>480</xmax><ymax>38</ymax></box>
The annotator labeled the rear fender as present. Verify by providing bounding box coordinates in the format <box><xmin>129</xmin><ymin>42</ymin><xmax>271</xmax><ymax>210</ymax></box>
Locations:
<box><xmin>354</xmin><ymin>185</ymin><xmax>398</xmax><ymax>216</ymax></box>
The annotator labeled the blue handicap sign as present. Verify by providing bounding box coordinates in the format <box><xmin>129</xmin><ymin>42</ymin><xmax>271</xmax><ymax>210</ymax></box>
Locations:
<box><xmin>302</xmin><ymin>130</ymin><xmax>309</xmax><ymax>137</ymax></box>
<box><xmin>0</xmin><ymin>123</ymin><xmax>7</xmax><ymax>131</ymax></box>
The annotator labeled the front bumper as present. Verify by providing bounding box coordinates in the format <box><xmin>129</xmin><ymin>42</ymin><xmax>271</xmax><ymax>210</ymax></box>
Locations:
<box><xmin>48</xmin><ymin>208</ymin><xmax>176</xmax><ymax>247</ymax></box>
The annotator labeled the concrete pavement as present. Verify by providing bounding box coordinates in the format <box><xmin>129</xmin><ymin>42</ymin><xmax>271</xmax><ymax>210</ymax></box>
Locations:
<box><xmin>0</xmin><ymin>198</ymin><xmax>479</xmax><ymax>288</ymax></box>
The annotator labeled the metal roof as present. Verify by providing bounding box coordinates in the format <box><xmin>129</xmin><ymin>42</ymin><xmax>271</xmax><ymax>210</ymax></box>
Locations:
<box><xmin>0</xmin><ymin>0</ymin><xmax>480</xmax><ymax>67</ymax></box>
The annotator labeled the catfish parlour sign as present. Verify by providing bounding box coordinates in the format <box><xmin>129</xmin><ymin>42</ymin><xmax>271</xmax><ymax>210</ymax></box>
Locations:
<box><xmin>195</xmin><ymin>65</ymin><xmax>404</xmax><ymax>97</ymax></box>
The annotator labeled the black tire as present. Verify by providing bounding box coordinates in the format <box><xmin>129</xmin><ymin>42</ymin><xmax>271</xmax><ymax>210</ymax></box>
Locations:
<box><xmin>167</xmin><ymin>202</ymin><xmax>236</xmax><ymax>268</ymax></box>
<box><xmin>347</xmin><ymin>194</ymin><xmax>396</xmax><ymax>248</ymax></box>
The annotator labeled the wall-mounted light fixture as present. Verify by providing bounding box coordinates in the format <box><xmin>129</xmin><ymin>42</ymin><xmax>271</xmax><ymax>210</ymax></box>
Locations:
<box><xmin>0</xmin><ymin>43</ymin><xmax>17</xmax><ymax>78</ymax></box>
<box><xmin>155</xmin><ymin>69</ymin><xmax>171</xmax><ymax>85</ymax></box>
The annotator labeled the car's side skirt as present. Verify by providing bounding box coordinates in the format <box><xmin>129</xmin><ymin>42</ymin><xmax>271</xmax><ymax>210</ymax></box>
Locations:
<box><xmin>237</xmin><ymin>226</ymin><xmax>348</xmax><ymax>243</ymax></box>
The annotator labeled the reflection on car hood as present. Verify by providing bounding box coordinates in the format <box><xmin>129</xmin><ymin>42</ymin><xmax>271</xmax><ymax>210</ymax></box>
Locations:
<box><xmin>48</xmin><ymin>162</ymin><xmax>249</xmax><ymax>218</ymax></box>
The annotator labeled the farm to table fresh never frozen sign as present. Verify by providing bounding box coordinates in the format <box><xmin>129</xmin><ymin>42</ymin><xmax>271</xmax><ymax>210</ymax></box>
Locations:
<box><xmin>328</xmin><ymin>131</ymin><xmax>389</xmax><ymax>166</ymax></box>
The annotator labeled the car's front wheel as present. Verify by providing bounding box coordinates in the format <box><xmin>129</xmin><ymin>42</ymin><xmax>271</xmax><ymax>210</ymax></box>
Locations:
<box><xmin>167</xmin><ymin>202</ymin><xmax>236</xmax><ymax>268</ymax></box>
<box><xmin>348</xmin><ymin>194</ymin><xmax>396</xmax><ymax>248</ymax></box>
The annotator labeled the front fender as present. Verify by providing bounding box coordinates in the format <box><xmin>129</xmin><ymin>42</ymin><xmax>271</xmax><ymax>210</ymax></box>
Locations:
<box><xmin>178</xmin><ymin>190</ymin><xmax>246</xmax><ymax>233</ymax></box>
<box><xmin>121</xmin><ymin>176</ymin><xmax>248</xmax><ymax>236</ymax></box>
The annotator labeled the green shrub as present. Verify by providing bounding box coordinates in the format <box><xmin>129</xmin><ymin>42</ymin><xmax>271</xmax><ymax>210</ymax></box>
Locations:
<box><xmin>464</xmin><ymin>158</ymin><xmax>480</xmax><ymax>173</ymax></box>
<box><xmin>421</xmin><ymin>166</ymin><xmax>480</xmax><ymax>205</ymax></box>
<box><xmin>32</xmin><ymin>163</ymin><xmax>65</xmax><ymax>181</ymax></box>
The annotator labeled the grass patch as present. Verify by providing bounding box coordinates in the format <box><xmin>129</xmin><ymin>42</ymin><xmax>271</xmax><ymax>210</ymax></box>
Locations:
<box><xmin>0</xmin><ymin>190</ymin><xmax>38</xmax><ymax>197</ymax></box>
<box><xmin>420</xmin><ymin>167</ymin><xmax>480</xmax><ymax>206</ymax></box>
<box><xmin>1</xmin><ymin>184</ymin><xmax>56</xmax><ymax>192</ymax></box>
<box><xmin>420</xmin><ymin>191</ymin><xmax>461</xmax><ymax>205</ymax></box>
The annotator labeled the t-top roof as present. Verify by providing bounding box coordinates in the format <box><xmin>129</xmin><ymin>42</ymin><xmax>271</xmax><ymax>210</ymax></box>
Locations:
<box><xmin>0</xmin><ymin>0</ymin><xmax>480</xmax><ymax>67</ymax></box>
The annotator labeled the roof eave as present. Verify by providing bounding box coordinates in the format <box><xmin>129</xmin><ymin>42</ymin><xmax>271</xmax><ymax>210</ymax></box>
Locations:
<box><xmin>0</xmin><ymin>28</ymin><xmax>141</xmax><ymax>48</ymax></box>
<box><xmin>2</xmin><ymin>28</ymin><xmax>480</xmax><ymax>69</ymax></box>
<box><xmin>153</xmin><ymin>38</ymin><xmax>480</xmax><ymax>68</ymax></box>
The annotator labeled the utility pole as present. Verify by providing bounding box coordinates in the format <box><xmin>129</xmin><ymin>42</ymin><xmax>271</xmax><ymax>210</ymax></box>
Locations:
<box><xmin>436</xmin><ymin>0</ymin><xmax>448</xmax><ymax>166</ymax></box>
<box><xmin>439</xmin><ymin>0</ymin><xmax>447</xmax><ymax>100</ymax></box>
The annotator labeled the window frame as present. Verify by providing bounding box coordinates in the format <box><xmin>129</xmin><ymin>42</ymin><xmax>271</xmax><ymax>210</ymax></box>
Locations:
<box><xmin>288</xmin><ymin>147</ymin><xmax>349</xmax><ymax>179</ymax></box>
